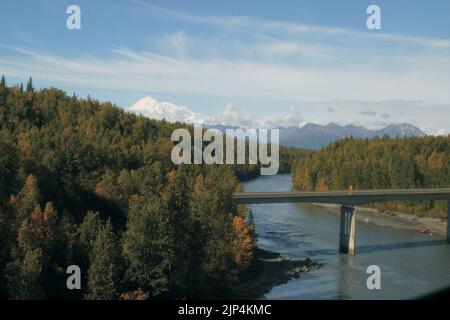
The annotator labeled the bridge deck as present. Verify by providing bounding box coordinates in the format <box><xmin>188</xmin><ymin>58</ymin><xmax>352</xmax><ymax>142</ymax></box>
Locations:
<box><xmin>232</xmin><ymin>188</ymin><xmax>450</xmax><ymax>205</ymax></box>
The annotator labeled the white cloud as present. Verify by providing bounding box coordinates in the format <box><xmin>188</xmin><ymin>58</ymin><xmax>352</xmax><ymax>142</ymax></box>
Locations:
<box><xmin>208</xmin><ymin>103</ymin><xmax>304</xmax><ymax>128</ymax></box>
<box><xmin>264</xmin><ymin>107</ymin><xmax>304</xmax><ymax>128</ymax></box>
<box><xmin>163</xmin><ymin>31</ymin><xmax>189</xmax><ymax>58</ymax></box>
<box><xmin>133</xmin><ymin>1</ymin><xmax>450</xmax><ymax>49</ymax></box>
<box><xmin>358</xmin><ymin>109</ymin><xmax>377</xmax><ymax>116</ymax></box>
<box><xmin>2</xmin><ymin>45</ymin><xmax>450</xmax><ymax>106</ymax></box>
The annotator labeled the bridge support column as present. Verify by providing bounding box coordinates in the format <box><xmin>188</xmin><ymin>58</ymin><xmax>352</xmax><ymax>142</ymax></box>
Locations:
<box><xmin>339</xmin><ymin>205</ymin><xmax>356</xmax><ymax>255</ymax></box>
<box><xmin>447</xmin><ymin>201</ymin><xmax>450</xmax><ymax>243</ymax></box>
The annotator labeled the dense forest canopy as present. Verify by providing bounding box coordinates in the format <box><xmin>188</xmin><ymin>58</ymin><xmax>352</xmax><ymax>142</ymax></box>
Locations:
<box><xmin>292</xmin><ymin>136</ymin><xmax>450</xmax><ymax>218</ymax></box>
<box><xmin>0</xmin><ymin>77</ymin><xmax>257</xmax><ymax>299</ymax></box>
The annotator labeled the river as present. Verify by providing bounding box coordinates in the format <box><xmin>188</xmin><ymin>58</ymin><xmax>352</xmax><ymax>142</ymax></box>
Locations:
<box><xmin>242</xmin><ymin>174</ymin><xmax>450</xmax><ymax>299</ymax></box>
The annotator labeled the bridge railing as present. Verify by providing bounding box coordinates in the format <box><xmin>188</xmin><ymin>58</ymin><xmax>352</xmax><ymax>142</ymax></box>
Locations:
<box><xmin>232</xmin><ymin>188</ymin><xmax>450</xmax><ymax>205</ymax></box>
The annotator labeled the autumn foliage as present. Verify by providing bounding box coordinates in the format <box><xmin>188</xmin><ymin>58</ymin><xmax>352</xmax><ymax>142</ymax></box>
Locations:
<box><xmin>293</xmin><ymin>136</ymin><xmax>450</xmax><ymax>218</ymax></box>
<box><xmin>232</xmin><ymin>216</ymin><xmax>254</xmax><ymax>270</ymax></box>
<box><xmin>0</xmin><ymin>78</ymin><xmax>258</xmax><ymax>299</ymax></box>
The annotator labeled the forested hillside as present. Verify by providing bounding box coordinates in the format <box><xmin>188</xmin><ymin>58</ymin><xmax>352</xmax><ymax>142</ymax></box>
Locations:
<box><xmin>292</xmin><ymin>136</ymin><xmax>450</xmax><ymax>218</ymax></box>
<box><xmin>0</xmin><ymin>77</ymin><xmax>257</xmax><ymax>299</ymax></box>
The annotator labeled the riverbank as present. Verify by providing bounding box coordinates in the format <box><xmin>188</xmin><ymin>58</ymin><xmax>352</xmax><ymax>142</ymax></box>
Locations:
<box><xmin>304</xmin><ymin>203</ymin><xmax>448</xmax><ymax>237</ymax></box>
<box><xmin>229</xmin><ymin>247</ymin><xmax>319</xmax><ymax>299</ymax></box>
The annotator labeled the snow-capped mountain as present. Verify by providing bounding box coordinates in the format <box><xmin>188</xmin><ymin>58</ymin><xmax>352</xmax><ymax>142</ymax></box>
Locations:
<box><xmin>129</xmin><ymin>97</ymin><xmax>304</xmax><ymax>128</ymax></box>
<box><xmin>376</xmin><ymin>123</ymin><xmax>425</xmax><ymax>137</ymax></box>
<box><xmin>129</xmin><ymin>96</ymin><xmax>426</xmax><ymax>149</ymax></box>
<box><xmin>129</xmin><ymin>97</ymin><xmax>206</xmax><ymax>124</ymax></box>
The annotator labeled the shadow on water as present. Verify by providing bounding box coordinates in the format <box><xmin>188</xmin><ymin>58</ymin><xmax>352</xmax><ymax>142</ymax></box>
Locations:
<box><xmin>303</xmin><ymin>239</ymin><xmax>447</xmax><ymax>257</ymax></box>
<box><xmin>357</xmin><ymin>239</ymin><xmax>447</xmax><ymax>254</ymax></box>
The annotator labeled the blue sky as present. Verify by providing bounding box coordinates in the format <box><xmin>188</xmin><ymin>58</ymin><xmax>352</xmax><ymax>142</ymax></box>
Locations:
<box><xmin>1</xmin><ymin>0</ymin><xmax>450</xmax><ymax>133</ymax></box>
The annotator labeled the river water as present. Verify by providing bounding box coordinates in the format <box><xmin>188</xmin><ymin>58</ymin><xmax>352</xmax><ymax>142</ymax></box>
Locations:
<box><xmin>242</xmin><ymin>174</ymin><xmax>450</xmax><ymax>299</ymax></box>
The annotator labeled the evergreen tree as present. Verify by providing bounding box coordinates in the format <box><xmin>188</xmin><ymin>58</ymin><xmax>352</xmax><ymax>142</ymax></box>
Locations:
<box><xmin>0</xmin><ymin>75</ymin><xmax>6</xmax><ymax>107</ymax></box>
<box><xmin>77</xmin><ymin>211</ymin><xmax>103</xmax><ymax>272</ymax></box>
<box><xmin>187</xmin><ymin>168</ymin><xmax>244</xmax><ymax>295</ymax></box>
<box><xmin>6</xmin><ymin>248</ymin><xmax>46</xmax><ymax>299</ymax></box>
<box><xmin>0</xmin><ymin>137</ymin><xmax>18</xmax><ymax>202</ymax></box>
<box><xmin>26</xmin><ymin>77</ymin><xmax>33</xmax><ymax>93</ymax></box>
<box><xmin>162</xmin><ymin>167</ymin><xmax>195</xmax><ymax>297</ymax></box>
<box><xmin>123</xmin><ymin>195</ymin><xmax>171</xmax><ymax>297</ymax></box>
<box><xmin>85</xmin><ymin>220</ymin><xmax>122</xmax><ymax>300</ymax></box>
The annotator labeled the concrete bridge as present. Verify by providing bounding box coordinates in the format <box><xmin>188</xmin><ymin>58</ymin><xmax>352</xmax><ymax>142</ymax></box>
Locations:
<box><xmin>232</xmin><ymin>188</ymin><xmax>450</xmax><ymax>255</ymax></box>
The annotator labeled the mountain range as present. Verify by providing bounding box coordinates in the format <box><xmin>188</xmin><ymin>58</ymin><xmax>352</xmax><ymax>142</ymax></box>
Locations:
<box><xmin>129</xmin><ymin>97</ymin><xmax>426</xmax><ymax>149</ymax></box>
<box><xmin>278</xmin><ymin>122</ymin><xmax>425</xmax><ymax>149</ymax></box>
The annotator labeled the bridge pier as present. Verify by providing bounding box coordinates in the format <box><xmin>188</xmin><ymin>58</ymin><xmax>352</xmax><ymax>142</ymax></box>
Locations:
<box><xmin>447</xmin><ymin>201</ymin><xmax>450</xmax><ymax>243</ymax></box>
<box><xmin>339</xmin><ymin>205</ymin><xmax>356</xmax><ymax>255</ymax></box>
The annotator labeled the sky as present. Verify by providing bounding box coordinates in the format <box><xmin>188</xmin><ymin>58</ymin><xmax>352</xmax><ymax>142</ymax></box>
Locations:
<box><xmin>1</xmin><ymin>0</ymin><xmax>450</xmax><ymax>134</ymax></box>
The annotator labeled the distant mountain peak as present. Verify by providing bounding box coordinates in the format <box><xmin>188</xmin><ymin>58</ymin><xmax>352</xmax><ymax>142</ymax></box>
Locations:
<box><xmin>325</xmin><ymin>122</ymin><xmax>341</xmax><ymax>128</ymax></box>
<box><xmin>129</xmin><ymin>96</ymin><xmax>206</xmax><ymax>124</ymax></box>
<box><xmin>376</xmin><ymin>123</ymin><xmax>425</xmax><ymax>137</ymax></box>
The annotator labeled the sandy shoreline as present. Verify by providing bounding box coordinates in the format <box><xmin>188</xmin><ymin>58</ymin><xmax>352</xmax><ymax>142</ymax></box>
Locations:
<box><xmin>304</xmin><ymin>203</ymin><xmax>448</xmax><ymax>238</ymax></box>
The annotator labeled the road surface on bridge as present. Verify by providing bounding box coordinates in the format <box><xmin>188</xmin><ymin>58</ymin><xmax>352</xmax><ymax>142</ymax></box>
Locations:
<box><xmin>232</xmin><ymin>188</ymin><xmax>450</xmax><ymax>205</ymax></box>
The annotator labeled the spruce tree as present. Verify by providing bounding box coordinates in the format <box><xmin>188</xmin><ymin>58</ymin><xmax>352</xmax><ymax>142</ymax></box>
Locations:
<box><xmin>76</xmin><ymin>211</ymin><xmax>103</xmax><ymax>278</ymax></box>
<box><xmin>26</xmin><ymin>77</ymin><xmax>33</xmax><ymax>92</ymax></box>
<box><xmin>162</xmin><ymin>167</ymin><xmax>194</xmax><ymax>297</ymax></box>
<box><xmin>0</xmin><ymin>75</ymin><xmax>5</xmax><ymax>89</ymax></box>
<box><xmin>123</xmin><ymin>195</ymin><xmax>171</xmax><ymax>297</ymax></box>
<box><xmin>6</xmin><ymin>247</ymin><xmax>46</xmax><ymax>299</ymax></box>
<box><xmin>85</xmin><ymin>220</ymin><xmax>121</xmax><ymax>300</ymax></box>
<box><xmin>0</xmin><ymin>75</ymin><xmax>6</xmax><ymax>113</ymax></box>
<box><xmin>0</xmin><ymin>138</ymin><xmax>18</xmax><ymax>203</ymax></box>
